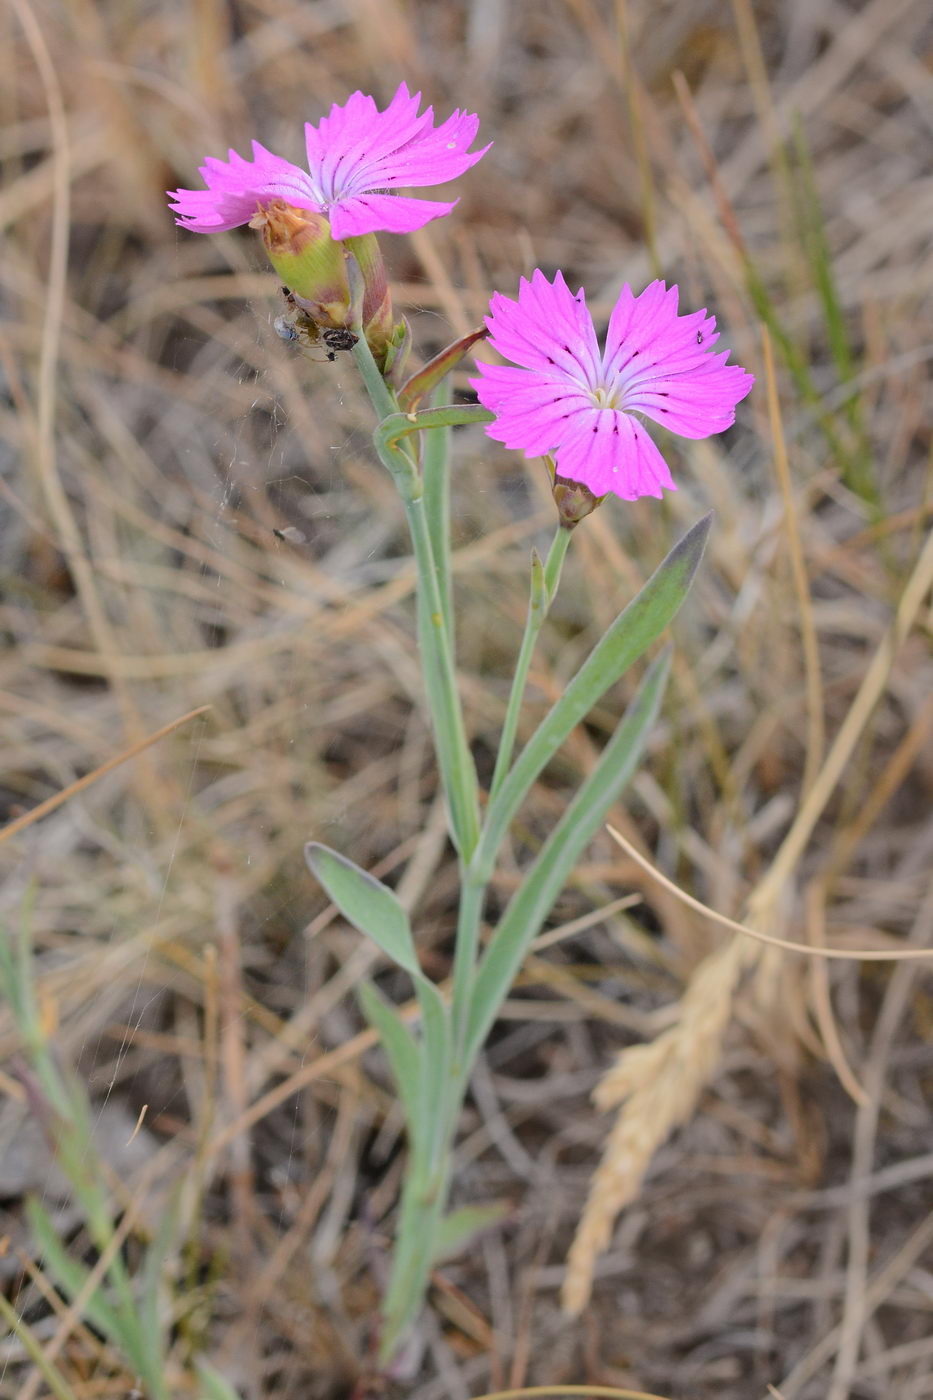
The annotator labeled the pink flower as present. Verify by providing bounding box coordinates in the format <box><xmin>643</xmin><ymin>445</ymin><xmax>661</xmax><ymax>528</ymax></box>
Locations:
<box><xmin>471</xmin><ymin>271</ymin><xmax>754</xmax><ymax>502</ymax></box>
<box><xmin>168</xmin><ymin>82</ymin><xmax>489</xmax><ymax>241</ymax></box>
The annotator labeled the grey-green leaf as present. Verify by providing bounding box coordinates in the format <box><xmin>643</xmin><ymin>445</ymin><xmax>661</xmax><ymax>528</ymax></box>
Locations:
<box><xmin>305</xmin><ymin>842</ymin><xmax>419</xmax><ymax>977</ymax></box>
<box><xmin>466</xmin><ymin>648</ymin><xmax>671</xmax><ymax>1060</ymax></box>
<box><xmin>195</xmin><ymin>1362</ymin><xmax>243</xmax><ymax>1400</ymax></box>
<box><xmin>357</xmin><ymin>979</ymin><xmax>423</xmax><ymax>1140</ymax></box>
<box><xmin>433</xmin><ymin>1201</ymin><xmax>512</xmax><ymax>1262</ymax></box>
<box><xmin>473</xmin><ymin>513</ymin><xmax>710</xmax><ymax>881</ymax></box>
<box><xmin>413</xmin><ymin>976</ymin><xmax>452</xmax><ymax>1164</ymax></box>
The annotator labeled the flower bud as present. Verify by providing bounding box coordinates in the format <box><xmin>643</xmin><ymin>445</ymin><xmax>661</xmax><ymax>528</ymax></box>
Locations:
<box><xmin>551</xmin><ymin>472</ymin><xmax>605</xmax><ymax>529</ymax></box>
<box><xmin>344</xmin><ymin>234</ymin><xmax>396</xmax><ymax>362</ymax></box>
<box><xmin>250</xmin><ymin>200</ymin><xmax>397</xmax><ymax>365</ymax></box>
<box><xmin>251</xmin><ymin>200</ymin><xmax>350</xmax><ymax>327</ymax></box>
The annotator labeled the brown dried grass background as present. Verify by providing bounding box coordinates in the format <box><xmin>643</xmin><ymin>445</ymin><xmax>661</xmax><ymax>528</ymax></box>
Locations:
<box><xmin>1</xmin><ymin>1</ymin><xmax>932</xmax><ymax>1397</ymax></box>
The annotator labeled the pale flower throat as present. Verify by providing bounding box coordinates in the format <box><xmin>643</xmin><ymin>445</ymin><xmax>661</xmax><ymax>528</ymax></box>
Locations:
<box><xmin>590</xmin><ymin>383</ymin><xmax>622</xmax><ymax>411</ymax></box>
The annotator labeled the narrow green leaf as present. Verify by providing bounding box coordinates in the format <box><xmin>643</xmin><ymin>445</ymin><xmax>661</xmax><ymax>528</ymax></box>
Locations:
<box><xmin>790</xmin><ymin>122</ymin><xmax>874</xmax><ymax>504</ymax></box>
<box><xmin>357</xmin><ymin>979</ymin><xmax>423</xmax><ymax>1138</ymax></box>
<box><xmin>0</xmin><ymin>1290</ymin><xmax>80</xmax><ymax>1400</ymax></box>
<box><xmin>466</xmin><ymin>648</ymin><xmax>671</xmax><ymax>1060</ymax></box>
<box><xmin>195</xmin><ymin>1362</ymin><xmax>242</xmax><ymax>1400</ymax></box>
<box><xmin>413</xmin><ymin>976</ymin><xmax>452</xmax><ymax>1164</ymax></box>
<box><xmin>305</xmin><ymin>843</ymin><xmax>419</xmax><ymax>977</ymax></box>
<box><xmin>793</xmin><ymin>135</ymin><xmax>853</xmax><ymax>387</ymax></box>
<box><xmin>26</xmin><ymin>1197</ymin><xmax>130</xmax><ymax>1356</ymax></box>
<box><xmin>432</xmin><ymin>1201</ymin><xmax>512</xmax><ymax>1262</ymax></box>
<box><xmin>137</xmin><ymin>1188</ymin><xmax>181</xmax><ymax>1378</ymax></box>
<box><xmin>474</xmin><ymin>515</ymin><xmax>710</xmax><ymax>881</ymax></box>
<box><xmin>374</xmin><ymin>405</ymin><xmax>496</xmax><ymax>467</ymax></box>
<box><xmin>397</xmin><ymin>327</ymin><xmax>488</xmax><ymax>411</ymax></box>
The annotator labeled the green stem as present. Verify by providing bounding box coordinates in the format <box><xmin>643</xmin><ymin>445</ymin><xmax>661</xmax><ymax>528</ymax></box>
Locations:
<box><xmin>351</xmin><ymin>334</ymin><xmax>396</xmax><ymax>421</ymax></box>
<box><xmin>449</xmin><ymin>869</ymin><xmax>486</xmax><ymax>1058</ymax></box>
<box><xmin>396</xmin><ymin>474</ymin><xmax>481</xmax><ymax>858</ymax></box>
<box><xmin>448</xmin><ymin>528</ymin><xmax>571</xmax><ymax>1055</ymax></box>
<box><xmin>489</xmin><ymin>526</ymin><xmax>572</xmax><ymax>804</ymax></box>
<box><xmin>368</xmin><ymin>410</ymin><xmax>483</xmax><ymax>860</ymax></box>
<box><xmin>422</xmin><ymin>385</ymin><xmax>454</xmax><ymax>645</ymax></box>
<box><xmin>378</xmin><ymin>1145</ymin><xmax>453</xmax><ymax>1365</ymax></box>
<box><xmin>349</xmin><ymin>347</ymin><xmax>483</xmax><ymax>858</ymax></box>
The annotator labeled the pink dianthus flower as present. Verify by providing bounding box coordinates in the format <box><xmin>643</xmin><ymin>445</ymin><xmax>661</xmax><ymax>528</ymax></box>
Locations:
<box><xmin>471</xmin><ymin>271</ymin><xmax>754</xmax><ymax>502</ymax></box>
<box><xmin>168</xmin><ymin>82</ymin><xmax>489</xmax><ymax>240</ymax></box>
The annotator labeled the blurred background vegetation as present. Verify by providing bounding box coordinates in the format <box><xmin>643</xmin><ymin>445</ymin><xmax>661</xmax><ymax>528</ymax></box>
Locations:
<box><xmin>1</xmin><ymin>1</ymin><xmax>931</xmax><ymax>1397</ymax></box>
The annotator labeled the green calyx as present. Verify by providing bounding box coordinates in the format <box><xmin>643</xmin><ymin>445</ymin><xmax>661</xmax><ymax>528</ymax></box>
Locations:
<box><xmin>252</xmin><ymin>200</ymin><xmax>395</xmax><ymax>364</ymax></box>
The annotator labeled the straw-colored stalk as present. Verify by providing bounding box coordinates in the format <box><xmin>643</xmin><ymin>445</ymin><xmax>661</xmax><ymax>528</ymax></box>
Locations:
<box><xmin>562</xmin><ymin>934</ymin><xmax>753</xmax><ymax>1315</ymax></box>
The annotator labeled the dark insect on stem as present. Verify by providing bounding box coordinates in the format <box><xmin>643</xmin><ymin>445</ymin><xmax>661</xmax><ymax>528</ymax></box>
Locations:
<box><xmin>322</xmin><ymin>327</ymin><xmax>360</xmax><ymax>353</ymax></box>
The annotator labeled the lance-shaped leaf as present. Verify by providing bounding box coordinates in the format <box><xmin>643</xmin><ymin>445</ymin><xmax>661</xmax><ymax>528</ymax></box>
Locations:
<box><xmin>433</xmin><ymin>1201</ymin><xmax>513</xmax><ymax>1262</ymax></box>
<box><xmin>466</xmin><ymin>648</ymin><xmax>671</xmax><ymax>1061</ymax></box>
<box><xmin>472</xmin><ymin>513</ymin><xmax>710</xmax><ymax>882</ymax></box>
<box><xmin>374</xmin><ymin>404</ymin><xmax>496</xmax><ymax>470</ymax></box>
<box><xmin>413</xmin><ymin>973</ymin><xmax>452</xmax><ymax>1164</ymax></box>
<box><xmin>359</xmin><ymin>977</ymin><xmax>451</xmax><ymax>1168</ymax></box>
<box><xmin>305</xmin><ymin>842</ymin><xmax>419</xmax><ymax>977</ymax></box>
<box><xmin>358</xmin><ymin>980</ymin><xmax>423</xmax><ymax>1134</ymax></box>
<box><xmin>398</xmin><ymin>326</ymin><xmax>488</xmax><ymax>412</ymax></box>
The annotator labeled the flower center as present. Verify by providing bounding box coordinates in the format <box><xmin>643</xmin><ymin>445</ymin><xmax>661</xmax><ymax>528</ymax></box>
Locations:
<box><xmin>590</xmin><ymin>384</ymin><xmax>621</xmax><ymax>410</ymax></box>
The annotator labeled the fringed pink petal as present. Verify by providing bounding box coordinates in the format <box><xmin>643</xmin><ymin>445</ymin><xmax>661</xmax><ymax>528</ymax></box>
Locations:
<box><xmin>603</xmin><ymin>281</ymin><xmax>754</xmax><ymax>438</ymax></box>
<box><xmin>484</xmin><ymin>271</ymin><xmax>602</xmax><ymax>385</ymax></box>
<box><xmin>303</xmin><ymin>82</ymin><xmax>488</xmax><ymax>215</ymax></box>
<box><xmin>327</xmin><ymin>192</ymin><xmax>459</xmax><ymax>239</ymax></box>
<box><xmin>471</xmin><ymin>363</ymin><xmax>593</xmax><ymax>455</ymax></box>
<box><xmin>168</xmin><ymin>143</ymin><xmax>321</xmax><ymax>232</ymax></box>
<box><xmin>554</xmin><ymin>410</ymin><xmax>677</xmax><ymax>502</ymax></box>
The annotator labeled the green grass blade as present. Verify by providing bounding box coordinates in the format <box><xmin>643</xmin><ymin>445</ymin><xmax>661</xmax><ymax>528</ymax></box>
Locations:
<box><xmin>466</xmin><ymin>648</ymin><xmax>671</xmax><ymax>1061</ymax></box>
<box><xmin>0</xmin><ymin>1290</ymin><xmax>80</xmax><ymax>1400</ymax></box>
<box><xmin>25</xmin><ymin>1197</ymin><xmax>131</xmax><ymax>1356</ymax></box>
<box><xmin>137</xmin><ymin>1189</ymin><xmax>181</xmax><ymax>1392</ymax></box>
<box><xmin>790</xmin><ymin>121</ymin><xmax>875</xmax><ymax>503</ymax></box>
